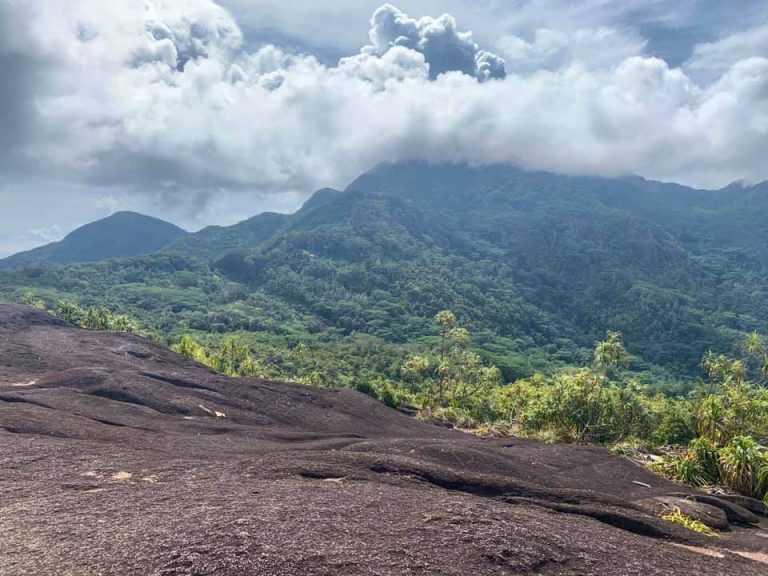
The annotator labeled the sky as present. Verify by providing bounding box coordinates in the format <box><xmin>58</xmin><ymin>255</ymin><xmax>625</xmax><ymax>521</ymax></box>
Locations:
<box><xmin>1</xmin><ymin>0</ymin><xmax>767</xmax><ymax>257</ymax></box>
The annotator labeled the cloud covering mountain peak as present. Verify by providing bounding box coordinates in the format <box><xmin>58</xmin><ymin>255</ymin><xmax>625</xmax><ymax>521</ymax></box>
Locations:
<box><xmin>0</xmin><ymin>0</ymin><xmax>767</xmax><ymax>230</ymax></box>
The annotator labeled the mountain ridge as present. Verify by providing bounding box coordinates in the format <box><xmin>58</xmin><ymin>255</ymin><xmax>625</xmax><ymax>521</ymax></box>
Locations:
<box><xmin>202</xmin><ymin>163</ymin><xmax>767</xmax><ymax>374</ymax></box>
<box><xmin>1</xmin><ymin>162</ymin><xmax>766</xmax><ymax>379</ymax></box>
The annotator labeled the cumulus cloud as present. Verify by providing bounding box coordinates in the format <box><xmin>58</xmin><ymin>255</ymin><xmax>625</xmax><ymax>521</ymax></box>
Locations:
<box><xmin>361</xmin><ymin>4</ymin><xmax>506</xmax><ymax>80</ymax></box>
<box><xmin>0</xmin><ymin>0</ymin><xmax>767</xmax><ymax>222</ymax></box>
<box><xmin>339</xmin><ymin>45</ymin><xmax>428</xmax><ymax>88</ymax></box>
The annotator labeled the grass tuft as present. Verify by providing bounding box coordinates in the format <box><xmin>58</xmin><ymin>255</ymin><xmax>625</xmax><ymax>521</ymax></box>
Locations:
<box><xmin>661</xmin><ymin>508</ymin><xmax>719</xmax><ymax>537</ymax></box>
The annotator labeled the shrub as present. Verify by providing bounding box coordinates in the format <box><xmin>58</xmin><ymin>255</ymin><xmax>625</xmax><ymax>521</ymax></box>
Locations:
<box><xmin>688</xmin><ymin>437</ymin><xmax>720</xmax><ymax>483</ymax></box>
<box><xmin>172</xmin><ymin>335</ymin><xmax>210</xmax><ymax>365</ymax></box>
<box><xmin>718</xmin><ymin>436</ymin><xmax>768</xmax><ymax>498</ymax></box>
<box><xmin>55</xmin><ymin>301</ymin><xmax>139</xmax><ymax>333</ymax></box>
<box><xmin>652</xmin><ymin>435</ymin><xmax>768</xmax><ymax>505</ymax></box>
<box><xmin>651</xmin><ymin>454</ymin><xmax>706</xmax><ymax>488</ymax></box>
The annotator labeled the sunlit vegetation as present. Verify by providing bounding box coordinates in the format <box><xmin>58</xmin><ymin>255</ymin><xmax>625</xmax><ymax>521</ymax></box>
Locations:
<box><xmin>56</xmin><ymin>301</ymin><xmax>140</xmax><ymax>333</ymax></box>
<box><xmin>171</xmin><ymin>314</ymin><xmax>768</xmax><ymax>506</ymax></box>
<box><xmin>173</xmin><ymin>335</ymin><xmax>268</xmax><ymax>378</ymax></box>
<box><xmin>660</xmin><ymin>508</ymin><xmax>720</xmax><ymax>537</ymax></box>
<box><xmin>7</xmin><ymin>286</ymin><xmax>768</xmax><ymax>507</ymax></box>
<box><xmin>6</xmin><ymin>161</ymin><xmax>768</xmax><ymax>392</ymax></box>
<box><xmin>19</xmin><ymin>291</ymin><xmax>45</xmax><ymax>310</ymax></box>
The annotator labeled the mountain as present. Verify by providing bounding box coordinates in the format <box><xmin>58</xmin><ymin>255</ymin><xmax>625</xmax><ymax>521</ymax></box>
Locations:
<box><xmin>2</xmin><ymin>304</ymin><xmax>766</xmax><ymax>575</ymax></box>
<box><xmin>208</xmin><ymin>163</ymin><xmax>768</xmax><ymax>375</ymax></box>
<box><xmin>0</xmin><ymin>211</ymin><xmax>188</xmax><ymax>270</ymax></box>
<box><xmin>1</xmin><ymin>163</ymin><xmax>766</xmax><ymax>380</ymax></box>
<box><xmin>165</xmin><ymin>211</ymin><xmax>289</xmax><ymax>259</ymax></box>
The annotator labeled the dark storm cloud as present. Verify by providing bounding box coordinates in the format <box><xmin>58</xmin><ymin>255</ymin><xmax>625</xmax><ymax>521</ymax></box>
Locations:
<box><xmin>0</xmin><ymin>5</ymin><xmax>45</xmax><ymax>169</ymax></box>
<box><xmin>0</xmin><ymin>53</ymin><xmax>36</xmax><ymax>157</ymax></box>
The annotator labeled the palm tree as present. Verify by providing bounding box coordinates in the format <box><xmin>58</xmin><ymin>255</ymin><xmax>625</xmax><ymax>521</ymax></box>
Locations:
<box><xmin>593</xmin><ymin>331</ymin><xmax>628</xmax><ymax>378</ymax></box>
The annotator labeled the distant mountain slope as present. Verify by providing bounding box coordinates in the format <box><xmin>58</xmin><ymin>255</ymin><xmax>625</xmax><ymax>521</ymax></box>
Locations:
<box><xmin>165</xmin><ymin>211</ymin><xmax>289</xmax><ymax>260</ymax></box>
<box><xmin>212</xmin><ymin>163</ymin><xmax>767</xmax><ymax>374</ymax></box>
<box><xmin>1</xmin><ymin>163</ymin><xmax>766</xmax><ymax>378</ymax></box>
<box><xmin>349</xmin><ymin>163</ymin><xmax>768</xmax><ymax>269</ymax></box>
<box><xmin>163</xmin><ymin>189</ymin><xmax>343</xmax><ymax>260</ymax></box>
<box><xmin>0</xmin><ymin>211</ymin><xmax>188</xmax><ymax>270</ymax></box>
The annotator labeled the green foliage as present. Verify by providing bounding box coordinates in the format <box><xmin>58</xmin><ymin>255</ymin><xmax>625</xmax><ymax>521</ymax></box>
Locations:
<box><xmin>718</xmin><ymin>436</ymin><xmax>768</xmax><ymax>498</ymax></box>
<box><xmin>744</xmin><ymin>331</ymin><xmax>768</xmax><ymax>383</ymax></box>
<box><xmin>651</xmin><ymin>454</ymin><xmax>707</xmax><ymax>488</ymax></box>
<box><xmin>649</xmin><ymin>341</ymin><xmax>768</xmax><ymax>503</ymax></box>
<box><xmin>499</xmin><ymin>333</ymin><xmax>674</xmax><ymax>443</ymax></box>
<box><xmin>694</xmin><ymin>360</ymin><xmax>768</xmax><ymax>445</ymax></box>
<box><xmin>593</xmin><ymin>331</ymin><xmax>629</xmax><ymax>376</ymax></box>
<box><xmin>647</xmin><ymin>395</ymin><xmax>695</xmax><ymax>446</ymax></box>
<box><xmin>3</xmin><ymin>163</ymin><xmax>768</xmax><ymax>391</ymax></box>
<box><xmin>56</xmin><ymin>300</ymin><xmax>139</xmax><ymax>333</ymax></box>
<box><xmin>401</xmin><ymin>311</ymin><xmax>501</xmax><ymax>424</ymax></box>
<box><xmin>172</xmin><ymin>335</ymin><xmax>210</xmax><ymax>365</ymax></box>
<box><xmin>19</xmin><ymin>291</ymin><xmax>45</xmax><ymax>310</ymax></box>
<box><xmin>688</xmin><ymin>437</ymin><xmax>720</xmax><ymax>482</ymax></box>
<box><xmin>355</xmin><ymin>378</ymin><xmax>411</xmax><ymax>409</ymax></box>
<box><xmin>491</xmin><ymin>330</ymin><xmax>768</xmax><ymax>505</ymax></box>
<box><xmin>502</xmin><ymin>370</ymin><xmax>664</xmax><ymax>443</ymax></box>
<box><xmin>172</xmin><ymin>334</ymin><xmax>268</xmax><ymax>378</ymax></box>
<box><xmin>652</xmin><ymin>436</ymin><xmax>768</xmax><ymax>503</ymax></box>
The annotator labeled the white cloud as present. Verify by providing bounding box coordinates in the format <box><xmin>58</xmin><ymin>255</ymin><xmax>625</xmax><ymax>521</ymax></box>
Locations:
<box><xmin>497</xmin><ymin>28</ymin><xmax>647</xmax><ymax>73</ymax></box>
<box><xmin>339</xmin><ymin>46</ymin><xmax>429</xmax><ymax>89</ymax></box>
<box><xmin>19</xmin><ymin>225</ymin><xmax>64</xmax><ymax>246</ymax></box>
<box><xmin>0</xmin><ymin>0</ymin><xmax>767</xmax><ymax>228</ymax></box>
<box><xmin>686</xmin><ymin>24</ymin><xmax>768</xmax><ymax>83</ymax></box>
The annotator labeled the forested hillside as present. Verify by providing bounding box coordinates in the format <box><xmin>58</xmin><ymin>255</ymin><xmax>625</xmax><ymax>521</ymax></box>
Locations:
<box><xmin>0</xmin><ymin>211</ymin><xmax>188</xmax><ymax>270</ymax></box>
<box><xmin>1</xmin><ymin>163</ymin><xmax>766</xmax><ymax>384</ymax></box>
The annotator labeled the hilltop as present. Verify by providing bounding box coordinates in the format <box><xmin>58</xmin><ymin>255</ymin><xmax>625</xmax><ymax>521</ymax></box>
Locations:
<box><xmin>0</xmin><ymin>211</ymin><xmax>187</xmax><ymax>270</ymax></box>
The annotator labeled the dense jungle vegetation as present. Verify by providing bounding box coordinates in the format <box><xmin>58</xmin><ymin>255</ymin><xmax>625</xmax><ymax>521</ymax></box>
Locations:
<box><xmin>3</xmin><ymin>162</ymin><xmax>768</xmax><ymax>504</ymax></box>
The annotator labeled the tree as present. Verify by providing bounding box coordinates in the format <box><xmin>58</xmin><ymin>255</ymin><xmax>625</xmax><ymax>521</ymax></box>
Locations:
<box><xmin>54</xmin><ymin>301</ymin><xmax>138</xmax><ymax>333</ymax></box>
<box><xmin>701</xmin><ymin>351</ymin><xmax>746</xmax><ymax>393</ymax></box>
<box><xmin>434</xmin><ymin>310</ymin><xmax>469</xmax><ymax>405</ymax></box>
<box><xmin>593</xmin><ymin>331</ymin><xmax>629</xmax><ymax>378</ymax></box>
<box><xmin>173</xmin><ymin>335</ymin><xmax>210</xmax><ymax>364</ymax></box>
<box><xmin>744</xmin><ymin>331</ymin><xmax>768</xmax><ymax>383</ymax></box>
<box><xmin>19</xmin><ymin>292</ymin><xmax>45</xmax><ymax>310</ymax></box>
<box><xmin>696</xmin><ymin>343</ymin><xmax>768</xmax><ymax>445</ymax></box>
<box><xmin>57</xmin><ymin>301</ymin><xmax>85</xmax><ymax>325</ymax></box>
<box><xmin>403</xmin><ymin>311</ymin><xmax>500</xmax><ymax>419</ymax></box>
<box><xmin>212</xmin><ymin>337</ymin><xmax>259</xmax><ymax>377</ymax></box>
<box><xmin>579</xmin><ymin>331</ymin><xmax>630</xmax><ymax>441</ymax></box>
